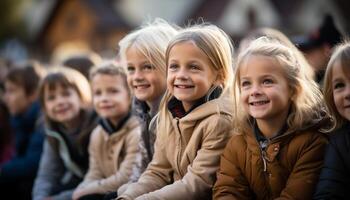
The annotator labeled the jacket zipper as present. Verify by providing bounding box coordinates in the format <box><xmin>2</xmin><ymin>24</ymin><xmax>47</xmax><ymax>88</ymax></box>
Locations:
<box><xmin>175</xmin><ymin>118</ymin><xmax>183</xmax><ymax>177</ymax></box>
<box><xmin>260</xmin><ymin>142</ymin><xmax>273</xmax><ymax>198</ymax></box>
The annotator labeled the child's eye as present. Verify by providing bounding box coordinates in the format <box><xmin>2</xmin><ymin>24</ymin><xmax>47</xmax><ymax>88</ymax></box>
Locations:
<box><xmin>62</xmin><ymin>90</ymin><xmax>71</xmax><ymax>97</ymax></box>
<box><xmin>334</xmin><ymin>82</ymin><xmax>345</xmax><ymax>90</ymax></box>
<box><xmin>46</xmin><ymin>94</ymin><xmax>55</xmax><ymax>101</ymax></box>
<box><xmin>142</xmin><ymin>64</ymin><xmax>154</xmax><ymax>72</ymax></box>
<box><xmin>189</xmin><ymin>64</ymin><xmax>200</xmax><ymax>71</ymax></box>
<box><xmin>108</xmin><ymin>88</ymin><xmax>119</xmax><ymax>94</ymax></box>
<box><xmin>263</xmin><ymin>79</ymin><xmax>273</xmax><ymax>85</ymax></box>
<box><xmin>168</xmin><ymin>63</ymin><xmax>179</xmax><ymax>71</ymax></box>
<box><xmin>93</xmin><ymin>90</ymin><xmax>101</xmax><ymax>96</ymax></box>
<box><xmin>241</xmin><ymin>80</ymin><xmax>250</xmax><ymax>88</ymax></box>
<box><xmin>127</xmin><ymin>66</ymin><xmax>135</xmax><ymax>74</ymax></box>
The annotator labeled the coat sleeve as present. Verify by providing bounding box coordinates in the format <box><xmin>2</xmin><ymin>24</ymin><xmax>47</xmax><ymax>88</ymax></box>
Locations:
<box><xmin>277</xmin><ymin>133</ymin><xmax>328</xmax><ymax>200</ymax></box>
<box><xmin>32</xmin><ymin>140</ymin><xmax>66</xmax><ymax>200</ymax></box>
<box><xmin>213</xmin><ymin>135</ymin><xmax>254</xmax><ymax>200</ymax></box>
<box><xmin>0</xmin><ymin>124</ymin><xmax>44</xmax><ymax>182</ymax></box>
<box><xmin>117</xmin><ymin>133</ymin><xmax>174</xmax><ymax>200</ymax></box>
<box><xmin>77</xmin><ymin>127</ymin><xmax>141</xmax><ymax>195</ymax></box>
<box><xmin>125</xmin><ymin>115</ymin><xmax>232</xmax><ymax>200</ymax></box>
<box><xmin>313</xmin><ymin>134</ymin><xmax>347</xmax><ymax>199</ymax></box>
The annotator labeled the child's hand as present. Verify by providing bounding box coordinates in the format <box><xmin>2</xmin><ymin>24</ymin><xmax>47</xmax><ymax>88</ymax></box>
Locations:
<box><xmin>72</xmin><ymin>188</ymin><xmax>86</xmax><ymax>200</ymax></box>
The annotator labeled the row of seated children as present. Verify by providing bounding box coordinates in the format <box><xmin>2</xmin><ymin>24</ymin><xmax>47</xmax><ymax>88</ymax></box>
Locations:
<box><xmin>2</xmin><ymin>17</ymin><xmax>349</xmax><ymax>200</ymax></box>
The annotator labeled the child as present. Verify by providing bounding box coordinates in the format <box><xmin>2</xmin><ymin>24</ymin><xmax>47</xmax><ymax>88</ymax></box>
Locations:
<box><xmin>32</xmin><ymin>67</ymin><xmax>98</xmax><ymax>200</ymax></box>
<box><xmin>72</xmin><ymin>63</ymin><xmax>141</xmax><ymax>200</ymax></box>
<box><xmin>118</xmin><ymin>19</ymin><xmax>178</xmax><ymax>183</ymax></box>
<box><xmin>117</xmin><ymin>24</ymin><xmax>234</xmax><ymax>200</ymax></box>
<box><xmin>314</xmin><ymin>42</ymin><xmax>350</xmax><ymax>199</ymax></box>
<box><xmin>0</xmin><ymin>61</ymin><xmax>46</xmax><ymax>200</ymax></box>
<box><xmin>213</xmin><ymin>37</ymin><xmax>330</xmax><ymax>199</ymax></box>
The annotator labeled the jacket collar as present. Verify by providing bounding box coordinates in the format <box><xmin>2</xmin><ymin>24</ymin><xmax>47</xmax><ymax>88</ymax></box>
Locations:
<box><xmin>168</xmin><ymin>86</ymin><xmax>223</xmax><ymax>119</ymax></box>
<box><xmin>99</xmin><ymin>112</ymin><xmax>131</xmax><ymax>135</ymax></box>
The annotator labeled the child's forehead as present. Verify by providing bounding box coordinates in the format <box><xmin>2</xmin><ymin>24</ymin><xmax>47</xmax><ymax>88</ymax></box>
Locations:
<box><xmin>44</xmin><ymin>81</ymin><xmax>72</xmax><ymax>92</ymax></box>
<box><xmin>333</xmin><ymin>60</ymin><xmax>350</xmax><ymax>79</ymax></box>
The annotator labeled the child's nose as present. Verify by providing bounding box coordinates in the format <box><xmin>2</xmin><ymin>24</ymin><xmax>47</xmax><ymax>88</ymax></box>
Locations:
<box><xmin>345</xmin><ymin>85</ymin><xmax>350</xmax><ymax>100</ymax></box>
<box><xmin>134</xmin><ymin>69</ymin><xmax>145</xmax><ymax>81</ymax></box>
<box><xmin>176</xmin><ymin>68</ymin><xmax>189</xmax><ymax>80</ymax></box>
<box><xmin>250</xmin><ymin>85</ymin><xmax>262</xmax><ymax>96</ymax></box>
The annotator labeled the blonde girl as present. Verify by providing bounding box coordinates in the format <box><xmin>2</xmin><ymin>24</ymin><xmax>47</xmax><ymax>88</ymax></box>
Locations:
<box><xmin>117</xmin><ymin>24</ymin><xmax>234</xmax><ymax>200</ymax></box>
<box><xmin>118</xmin><ymin>19</ymin><xmax>178</xmax><ymax>183</ymax></box>
<box><xmin>314</xmin><ymin>41</ymin><xmax>350</xmax><ymax>199</ymax></box>
<box><xmin>32</xmin><ymin>67</ymin><xmax>98</xmax><ymax>200</ymax></box>
<box><xmin>213</xmin><ymin>37</ymin><xmax>331</xmax><ymax>199</ymax></box>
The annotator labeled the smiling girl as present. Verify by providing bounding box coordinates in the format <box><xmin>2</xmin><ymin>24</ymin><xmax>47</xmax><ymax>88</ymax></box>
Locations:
<box><xmin>32</xmin><ymin>67</ymin><xmax>98</xmax><ymax>200</ymax></box>
<box><xmin>118</xmin><ymin>20</ymin><xmax>178</xmax><ymax>184</ymax></box>
<box><xmin>117</xmin><ymin>24</ymin><xmax>234</xmax><ymax>200</ymax></box>
<box><xmin>314</xmin><ymin>41</ymin><xmax>350</xmax><ymax>199</ymax></box>
<box><xmin>213</xmin><ymin>37</ymin><xmax>331</xmax><ymax>199</ymax></box>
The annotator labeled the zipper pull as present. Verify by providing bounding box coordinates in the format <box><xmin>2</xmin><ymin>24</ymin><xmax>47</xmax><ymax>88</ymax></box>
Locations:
<box><xmin>262</xmin><ymin>152</ymin><xmax>267</xmax><ymax>172</ymax></box>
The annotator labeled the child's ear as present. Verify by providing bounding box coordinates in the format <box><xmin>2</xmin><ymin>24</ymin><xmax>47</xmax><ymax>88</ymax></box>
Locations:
<box><xmin>290</xmin><ymin>86</ymin><xmax>299</xmax><ymax>102</ymax></box>
<box><xmin>214</xmin><ymin>73</ymin><xmax>223</xmax><ymax>86</ymax></box>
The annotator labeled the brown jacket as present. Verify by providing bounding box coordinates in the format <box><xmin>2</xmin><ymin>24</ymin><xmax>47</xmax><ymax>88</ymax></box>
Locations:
<box><xmin>213</xmin><ymin>120</ymin><xmax>328</xmax><ymax>200</ymax></box>
<box><xmin>75</xmin><ymin>115</ymin><xmax>141</xmax><ymax>194</ymax></box>
<box><xmin>117</xmin><ymin>95</ymin><xmax>233</xmax><ymax>200</ymax></box>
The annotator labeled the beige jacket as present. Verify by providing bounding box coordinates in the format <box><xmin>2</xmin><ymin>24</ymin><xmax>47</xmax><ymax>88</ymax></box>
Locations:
<box><xmin>117</xmin><ymin>95</ymin><xmax>233</xmax><ymax>200</ymax></box>
<box><xmin>75</xmin><ymin>115</ymin><xmax>141</xmax><ymax>194</ymax></box>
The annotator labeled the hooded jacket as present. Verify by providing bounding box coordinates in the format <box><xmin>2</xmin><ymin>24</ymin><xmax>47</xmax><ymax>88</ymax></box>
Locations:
<box><xmin>118</xmin><ymin>89</ymin><xmax>233</xmax><ymax>200</ymax></box>
<box><xmin>32</xmin><ymin>109</ymin><xmax>98</xmax><ymax>200</ymax></box>
<box><xmin>213</xmin><ymin>117</ymin><xmax>329</xmax><ymax>200</ymax></box>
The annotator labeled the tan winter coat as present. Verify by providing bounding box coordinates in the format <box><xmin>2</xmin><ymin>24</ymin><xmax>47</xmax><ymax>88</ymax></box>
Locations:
<box><xmin>117</xmin><ymin>95</ymin><xmax>233</xmax><ymax>200</ymax></box>
<box><xmin>213</xmin><ymin>119</ymin><xmax>329</xmax><ymax>200</ymax></box>
<box><xmin>75</xmin><ymin>115</ymin><xmax>141</xmax><ymax>194</ymax></box>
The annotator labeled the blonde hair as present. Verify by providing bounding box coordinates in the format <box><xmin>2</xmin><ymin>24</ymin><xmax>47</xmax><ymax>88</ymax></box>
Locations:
<box><xmin>238</xmin><ymin>27</ymin><xmax>315</xmax><ymax>81</ymax></box>
<box><xmin>323</xmin><ymin>41</ymin><xmax>350</xmax><ymax>130</ymax></box>
<box><xmin>118</xmin><ymin>18</ymin><xmax>178</xmax><ymax>74</ymax></box>
<box><xmin>158</xmin><ymin>24</ymin><xmax>235</xmax><ymax>139</ymax></box>
<box><xmin>233</xmin><ymin>37</ymin><xmax>328</xmax><ymax>133</ymax></box>
<box><xmin>39</xmin><ymin>67</ymin><xmax>92</xmax><ymax>112</ymax></box>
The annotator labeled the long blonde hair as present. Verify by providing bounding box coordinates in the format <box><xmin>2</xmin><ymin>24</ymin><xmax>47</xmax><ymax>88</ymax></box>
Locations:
<box><xmin>158</xmin><ymin>24</ymin><xmax>235</xmax><ymax>139</ymax></box>
<box><xmin>233</xmin><ymin>37</ymin><xmax>328</xmax><ymax>133</ymax></box>
<box><xmin>238</xmin><ymin>27</ymin><xmax>315</xmax><ymax>81</ymax></box>
<box><xmin>323</xmin><ymin>41</ymin><xmax>350</xmax><ymax>130</ymax></box>
<box><xmin>118</xmin><ymin>18</ymin><xmax>178</xmax><ymax>75</ymax></box>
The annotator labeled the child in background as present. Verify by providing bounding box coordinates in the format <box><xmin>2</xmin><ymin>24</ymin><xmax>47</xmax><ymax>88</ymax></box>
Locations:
<box><xmin>118</xmin><ymin>19</ymin><xmax>178</xmax><ymax>183</ymax></box>
<box><xmin>314</xmin><ymin>42</ymin><xmax>350</xmax><ymax>199</ymax></box>
<box><xmin>0</xmin><ymin>61</ymin><xmax>46</xmax><ymax>200</ymax></box>
<box><xmin>72</xmin><ymin>63</ymin><xmax>141</xmax><ymax>200</ymax></box>
<box><xmin>117</xmin><ymin>24</ymin><xmax>234</xmax><ymax>200</ymax></box>
<box><xmin>213</xmin><ymin>37</ymin><xmax>330</xmax><ymax>199</ymax></box>
<box><xmin>32</xmin><ymin>67</ymin><xmax>98</xmax><ymax>200</ymax></box>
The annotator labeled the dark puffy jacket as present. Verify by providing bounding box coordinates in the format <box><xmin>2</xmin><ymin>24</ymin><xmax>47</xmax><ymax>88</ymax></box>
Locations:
<box><xmin>314</xmin><ymin>122</ymin><xmax>350</xmax><ymax>200</ymax></box>
<box><xmin>0</xmin><ymin>101</ymin><xmax>44</xmax><ymax>183</ymax></box>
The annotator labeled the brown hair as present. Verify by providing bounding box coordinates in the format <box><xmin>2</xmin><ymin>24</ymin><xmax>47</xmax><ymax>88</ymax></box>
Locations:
<box><xmin>323</xmin><ymin>41</ymin><xmax>350</xmax><ymax>130</ymax></box>
<box><xmin>5</xmin><ymin>60</ymin><xmax>46</xmax><ymax>96</ymax></box>
<box><xmin>38</xmin><ymin>67</ymin><xmax>91</xmax><ymax>110</ymax></box>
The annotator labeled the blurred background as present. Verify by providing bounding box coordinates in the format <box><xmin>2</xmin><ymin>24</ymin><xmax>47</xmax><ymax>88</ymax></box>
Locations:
<box><xmin>0</xmin><ymin>0</ymin><xmax>349</xmax><ymax>64</ymax></box>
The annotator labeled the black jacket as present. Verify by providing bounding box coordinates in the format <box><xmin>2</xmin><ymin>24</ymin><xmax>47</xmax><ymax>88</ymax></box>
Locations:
<box><xmin>314</xmin><ymin>122</ymin><xmax>350</xmax><ymax>200</ymax></box>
